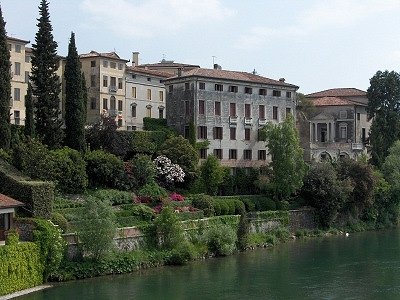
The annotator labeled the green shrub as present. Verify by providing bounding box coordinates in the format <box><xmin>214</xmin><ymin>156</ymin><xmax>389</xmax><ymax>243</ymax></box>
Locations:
<box><xmin>168</xmin><ymin>240</ymin><xmax>197</xmax><ymax>265</ymax></box>
<box><xmin>137</xmin><ymin>182</ymin><xmax>168</xmax><ymax>204</ymax></box>
<box><xmin>130</xmin><ymin>154</ymin><xmax>156</xmax><ymax>187</ymax></box>
<box><xmin>177</xmin><ymin>210</ymin><xmax>204</xmax><ymax>221</ymax></box>
<box><xmin>190</xmin><ymin>194</ymin><xmax>215</xmax><ymax>217</ymax></box>
<box><xmin>51</xmin><ymin>212</ymin><xmax>69</xmax><ymax>233</ymax></box>
<box><xmin>205</xmin><ymin>224</ymin><xmax>237</xmax><ymax>256</ymax></box>
<box><xmin>0</xmin><ymin>148</ymin><xmax>11</xmax><ymax>162</ymax></box>
<box><xmin>116</xmin><ymin>204</ymin><xmax>155</xmax><ymax>222</ymax></box>
<box><xmin>219</xmin><ymin>200</ymin><xmax>230</xmax><ymax>216</ymax></box>
<box><xmin>5</xmin><ymin>229</ymin><xmax>19</xmax><ymax>245</ymax></box>
<box><xmin>85</xmin><ymin>150</ymin><xmax>124</xmax><ymax>189</ymax></box>
<box><xmin>273</xmin><ymin>227</ymin><xmax>291</xmax><ymax>241</ymax></box>
<box><xmin>91</xmin><ymin>189</ymin><xmax>134</xmax><ymax>205</ymax></box>
<box><xmin>237</xmin><ymin>213</ymin><xmax>250</xmax><ymax>251</ymax></box>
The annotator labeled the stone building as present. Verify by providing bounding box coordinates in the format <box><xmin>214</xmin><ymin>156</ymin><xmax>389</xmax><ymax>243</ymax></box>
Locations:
<box><xmin>125</xmin><ymin>66</ymin><xmax>172</xmax><ymax>131</ymax></box>
<box><xmin>299</xmin><ymin>88</ymin><xmax>370</xmax><ymax>161</ymax></box>
<box><xmin>136</xmin><ymin>56</ymin><xmax>200</xmax><ymax>75</ymax></box>
<box><xmin>164</xmin><ymin>66</ymin><xmax>299</xmax><ymax>168</ymax></box>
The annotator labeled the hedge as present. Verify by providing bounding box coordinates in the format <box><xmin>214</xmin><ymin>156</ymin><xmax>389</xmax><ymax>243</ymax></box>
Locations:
<box><xmin>0</xmin><ymin>159</ymin><xmax>54</xmax><ymax>218</ymax></box>
<box><xmin>0</xmin><ymin>242</ymin><xmax>44</xmax><ymax>296</ymax></box>
<box><xmin>215</xmin><ymin>195</ymin><xmax>276</xmax><ymax>212</ymax></box>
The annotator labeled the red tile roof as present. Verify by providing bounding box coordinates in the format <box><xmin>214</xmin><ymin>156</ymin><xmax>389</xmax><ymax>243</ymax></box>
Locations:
<box><xmin>138</xmin><ymin>60</ymin><xmax>200</xmax><ymax>69</ymax></box>
<box><xmin>126</xmin><ymin>66</ymin><xmax>174</xmax><ymax>78</ymax></box>
<box><xmin>165</xmin><ymin>68</ymin><xmax>298</xmax><ymax>88</ymax></box>
<box><xmin>0</xmin><ymin>194</ymin><xmax>24</xmax><ymax>209</ymax></box>
<box><xmin>311</xmin><ymin>96</ymin><xmax>360</xmax><ymax>107</ymax></box>
<box><xmin>79</xmin><ymin>51</ymin><xmax>129</xmax><ymax>62</ymax></box>
<box><xmin>306</xmin><ymin>88</ymin><xmax>366</xmax><ymax>98</ymax></box>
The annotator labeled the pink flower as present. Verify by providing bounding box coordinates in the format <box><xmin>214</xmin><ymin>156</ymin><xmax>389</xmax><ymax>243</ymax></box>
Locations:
<box><xmin>170</xmin><ymin>192</ymin><xmax>185</xmax><ymax>202</ymax></box>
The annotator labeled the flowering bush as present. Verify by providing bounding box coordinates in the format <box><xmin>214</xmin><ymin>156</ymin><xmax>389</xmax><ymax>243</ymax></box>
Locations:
<box><xmin>170</xmin><ymin>192</ymin><xmax>185</xmax><ymax>202</ymax></box>
<box><xmin>153</xmin><ymin>155</ymin><xmax>185</xmax><ymax>184</ymax></box>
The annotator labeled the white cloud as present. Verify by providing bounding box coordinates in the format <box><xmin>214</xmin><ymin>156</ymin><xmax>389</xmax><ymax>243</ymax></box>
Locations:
<box><xmin>237</xmin><ymin>0</ymin><xmax>400</xmax><ymax>49</ymax></box>
<box><xmin>80</xmin><ymin>0</ymin><xmax>235</xmax><ymax>38</ymax></box>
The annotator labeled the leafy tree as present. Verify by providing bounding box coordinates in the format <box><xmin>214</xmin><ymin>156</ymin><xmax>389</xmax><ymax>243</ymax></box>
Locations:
<box><xmin>367</xmin><ymin>70</ymin><xmax>400</xmax><ymax>166</ymax></box>
<box><xmin>64</xmin><ymin>32</ymin><xmax>86</xmax><ymax>152</ymax></box>
<box><xmin>199</xmin><ymin>155</ymin><xmax>224</xmax><ymax>195</ymax></box>
<box><xmin>77</xmin><ymin>197</ymin><xmax>116</xmax><ymax>261</ymax></box>
<box><xmin>262</xmin><ymin>115</ymin><xmax>306</xmax><ymax>200</ymax></box>
<box><xmin>86</xmin><ymin>114</ymin><xmax>120</xmax><ymax>154</ymax></box>
<box><xmin>0</xmin><ymin>6</ymin><xmax>11</xmax><ymax>149</ymax></box>
<box><xmin>24</xmin><ymin>82</ymin><xmax>35</xmax><ymax>138</ymax></box>
<box><xmin>130</xmin><ymin>154</ymin><xmax>156</xmax><ymax>188</ymax></box>
<box><xmin>31</xmin><ymin>0</ymin><xmax>63</xmax><ymax>148</ymax></box>
<box><xmin>152</xmin><ymin>205</ymin><xmax>184</xmax><ymax>250</ymax></box>
<box><xmin>296</xmin><ymin>92</ymin><xmax>315</xmax><ymax>118</ymax></box>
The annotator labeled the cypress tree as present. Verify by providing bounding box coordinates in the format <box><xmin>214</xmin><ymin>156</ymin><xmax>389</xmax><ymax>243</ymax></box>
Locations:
<box><xmin>64</xmin><ymin>32</ymin><xmax>85</xmax><ymax>152</ymax></box>
<box><xmin>30</xmin><ymin>0</ymin><xmax>63</xmax><ymax>148</ymax></box>
<box><xmin>24</xmin><ymin>82</ymin><xmax>35</xmax><ymax>137</ymax></box>
<box><xmin>0</xmin><ymin>6</ymin><xmax>11</xmax><ymax>149</ymax></box>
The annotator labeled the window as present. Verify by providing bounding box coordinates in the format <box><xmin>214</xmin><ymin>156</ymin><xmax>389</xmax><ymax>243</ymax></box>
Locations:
<box><xmin>15</xmin><ymin>44</ymin><xmax>21</xmax><ymax>53</ymax></box>
<box><xmin>169</xmin><ymin>85</ymin><xmax>173</xmax><ymax>93</ymax></box>
<box><xmin>7</xmin><ymin>43</ymin><xmax>11</xmax><ymax>51</ymax></box>
<box><xmin>90</xmin><ymin>98</ymin><xmax>96</xmax><ymax>109</ymax></box>
<box><xmin>132</xmin><ymin>74</ymin><xmax>136</xmax><ymax>79</ymax></box>
<box><xmin>273</xmin><ymin>106</ymin><xmax>278</xmax><ymax>120</ymax></box>
<box><xmin>103</xmin><ymin>75</ymin><xmax>108</xmax><ymax>87</ymax></box>
<box><xmin>147</xmin><ymin>106</ymin><xmax>152</xmax><ymax>118</ymax></box>
<box><xmin>118</xmin><ymin>78</ymin><xmax>123</xmax><ymax>89</ymax></box>
<box><xmin>118</xmin><ymin>63</ymin><xmax>123</xmax><ymax>70</ymax></box>
<box><xmin>14</xmin><ymin>110</ymin><xmax>20</xmax><ymax>125</ymax></box>
<box><xmin>215</xmin><ymin>84</ymin><xmax>223</xmax><ymax>91</ymax></box>
<box><xmin>14</xmin><ymin>62</ymin><xmax>21</xmax><ymax>76</ymax></box>
<box><xmin>245</xmin><ymin>128</ymin><xmax>251</xmax><ymax>141</ymax></box>
<box><xmin>213</xmin><ymin>127</ymin><xmax>223</xmax><ymax>139</ymax></box>
<box><xmin>199</xmin><ymin>100</ymin><xmax>205</xmax><ymax>115</ymax></box>
<box><xmin>258</xmin><ymin>129</ymin><xmax>266</xmax><ymax>141</ymax></box>
<box><xmin>215</xmin><ymin>101</ymin><xmax>221</xmax><ymax>116</ymax></box>
<box><xmin>362</xmin><ymin>128</ymin><xmax>366</xmax><ymax>142</ymax></box>
<box><xmin>245</xmin><ymin>87</ymin><xmax>253</xmax><ymax>94</ymax></box>
<box><xmin>214</xmin><ymin>149</ymin><xmax>223</xmax><ymax>159</ymax></box>
<box><xmin>147</xmin><ymin>89</ymin><xmax>152</xmax><ymax>100</ymax></box>
<box><xmin>184</xmin><ymin>125</ymin><xmax>190</xmax><ymax>139</ymax></box>
<box><xmin>185</xmin><ymin>82</ymin><xmax>190</xmax><ymax>90</ymax></box>
<box><xmin>286</xmin><ymin>107</ymin><xmax>292</xmax><ymax>117</ymax></box>
<box><xmin>340</xmin><ymin>125</ymin><xmax>347</xmax><ymax>140</ymax></box>
<box><xmin>199</xmin><ymin>82</ymin><xmax>205</xmax><ymax>90</ymax></box>
<box><xmin>198</xmin><ymin>126</ymin><xmax>208</xmax><ymax>139</ymax></box>
<box><xmin>339</xmin><ymin>110</ymin><xmax>347</xmax><ymax>119</ymax></box>
<box><xmin>259</xmin><ymin>88</ymin><xmax>267</xmax><ymax>96</ymax></box>
<box><xmin>258</xmin><ymin>150</ymin><xmax>266</xmax><ymax>161</ymax></box>
<box><xmin>110</xmin><ymin>77</ymin><xmax>116</xmax><ymax>89</ymax></box>
<box><xmin>259</xmin><ymin>105</ymin><xmax>265</xmax><ymax>119</ymax></box>
<box><xmin>25</xmin><ymin>71</ymin><xmax>29</xmax><ymax>83</ymax></box>
<box><xmin>118</xmin><ymin>119</ymin><xmax>123</xmax><ymax>127</ymax></box>
<box><xmin>91</xmin><ymin>60</ymin><xmax>96</xmax><ymax>67</ymax></box>
<box><xmin>286</xmin><ymin>91</ymin><xmax>292</xmax><ymax>98</ymax></box>
<box><xmin>102</xmin><ymin>98</ymin><xmax>108</xmax><ymax>110</ymax></box>
<box><xmin>110</xmin><ymin>96</ymin><xmax>116</xmax><ymax>110</ymax></box>
<box><xmin>199</xmin><ymin>149</ymin><xmax>207</xmax><ymax>159</ymax></box>
<box><xmin>91</xmin><ymin>75</ymin><xmax>96</xmax><ymax>87</ymax></box>
<box><xmin>230</xmin><ymin>103</ymin><xmax>236</xmax><ymax>116</ymax></box>
<box><xmin>14</xmin><ymin>88</ymin><xmax>20</xmax><ymax>101</ymax></box>
<box><xmin>159</xmin><ymin>91</ymin><xmax>164</xmax><ymax>101</ymax></box>
<box><xmin>185</xmin><ymin>101</ymin><xmax>190</xmax><ymax>115</ymax></box>
<box><xmin>230</xmin><ymin>127</ymin><xmax>236</xmax><ymax>140</ymax></box>
<box><xmin>132</xmin><ymin>87</ymin><xmax>137</xmax><ymax>98</ymax></box>
<box><xmin>110</xmin><ymin>61</ymin><xmax>116</xmax><ymax>69</ymax></box>
<box><xmin>229</xmin><ymin>149</ymin><xmax>237</xmax><ymax>160</ymax></box>
<box><xmin>229</xmin><ymin>85</ymin><xmax>238</xmax><ymax>93</ymax></box>
<box><xmin>243</xmin><ymin>150</ymin><xmax>252</xmax><ymax>160</ymax></box>
<box><xmin>357</xmin><ymin>113</ymin><xmax>360</xmax><ymax>121</ymax></box>
<box><xmin>25</xmin><ymin>55</ymin><xmax>30</xmax><ymax>63</ymax></box>
<box><xmin>245</xmin><ymin>104</ymin><xmax>251</xmax><ymax>118</ymax></box>
<box><xmin>118</xmin><ymin>100</ymin><xmax>123</xmax><ymax>111</ymax></box>
<box><xmin>131</xmin><ymin>105</ymin><xmax>137</xmax><ymax>117</ymax></box>
<box><xmin>103</xmin><ymin>60</ymin><xmax>108</xmax><ymax>68</ymax></box>
<box><xmin>147</xmin><ymin>77</ymin><xmax>151</xmax><ymax>82</ymax></box>
<box><xmin>273</xmin><ymin>90</ymin><xmax>281</xmax><ymax>97</ymax></box>
<box><xmin>159</xmin><ymin>108</ymin><xmax>164</xmax><ymax>119</ymax></box>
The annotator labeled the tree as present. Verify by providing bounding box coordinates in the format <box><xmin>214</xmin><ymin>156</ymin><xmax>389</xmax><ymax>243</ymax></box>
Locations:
<box><xmin>64</xmin><ymin>32</ymin><xmax>86</xmax><ymax>152</ymax></box>
<box><xmin>262</xmin><ymin>115</ymin><xmax>306</xmax><ymax>200</ymax></box>
<box><xmin>199</xmin><ymin>155</ymin><xmax>224</xmax><ymax>195</ymax></box>
<box><xmin>24</xmin><ymin>82</ymin><xmax>35</xmax><ymax>138</ymax></box>
<box><xmin>0</xmin><ymin>6</ymin><xmax>11</xmax><ymax>149</ymax></box>
<box><xmin>367</xmin><ymin>70</ymin><xmax>400</xmax><ymax>166</ymax></box>
<box><xmin>30</xmin><ymin>0</ymin><xmax>63</xmax><ymax>148</ymax></box>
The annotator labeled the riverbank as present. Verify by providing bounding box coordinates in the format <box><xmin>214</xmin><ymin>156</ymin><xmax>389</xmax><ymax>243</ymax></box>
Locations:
<box><xmin>0</xmin><ymin>285</ymin><xmax>52</xmax><ymax>300</ymax></box>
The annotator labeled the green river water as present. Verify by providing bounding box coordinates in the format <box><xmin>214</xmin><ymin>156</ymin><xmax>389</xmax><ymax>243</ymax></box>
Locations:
<box><xmin>17</xmin><ymin>229</ymin><xmax>400</xmax><ymax>300</ymax></box>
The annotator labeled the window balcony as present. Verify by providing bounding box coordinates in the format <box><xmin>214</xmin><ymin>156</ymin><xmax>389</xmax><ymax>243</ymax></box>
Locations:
<box><xmin>229</xmin><ymin>116</ymin><xmax>238</xmax><ymax>124</ymax></box>
<box><xmin>108</xmin><ymin>109</ymin><xmax>118</xmax><ymax>117</ymax></box>
<box><xmin>244</xmin><ymin>117</ymin><xmax>252</xmax><ymax>126</ymax></box>
<box><xmin>258</xmin><ymin>118</ymin><xmax>267</xmax><ymax>126</ymax></box>
<box><xmin>109</xmin><ymin>86</ymin><xmax>117</xmax><ymax>93</ymax></box>
<box><xmin>351</xmin><ymin>143</ymin><xmax>364</xmax><ymax>150</ymax></box>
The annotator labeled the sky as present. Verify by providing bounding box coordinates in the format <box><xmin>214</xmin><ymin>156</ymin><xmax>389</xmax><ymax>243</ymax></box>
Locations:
<box><xmin>2</xmin><ymin>0</ymin><xmax>400</xmax><ymax>93</ymax></box>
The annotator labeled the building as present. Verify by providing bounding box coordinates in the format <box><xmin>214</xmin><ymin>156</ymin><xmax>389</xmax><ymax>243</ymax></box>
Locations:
<box><xmin>8</xmin><ymin>36</ymin><xmax>30</xmax><ymax>125</ymax></box>
<box><xmin>79</xmin><ymin>51</ymin><xmax>129</xmax><ymax>126</ymax></box>
<box><xmin>299</xmin><ymin>88</ymin><xmax>371</xmax><ymax>161</ymax></box>
<box><xmin>125</xmin><ymin>66</ymin><xmax>172</xmax><ymax>131</ymax></box>
<box><xmin>137</xmin><ymin>56</ymin><xmax>200</xmax><ymax>76</ymax></box>
<box><xmin>0</xmin><ymin>194</ymin><xmax>23</xmax><ymax>241</ymax></box>
<box><xmin>164</xmin><ymin>66</ymin><xmax>299</xmax><ymax>168</ymax></box>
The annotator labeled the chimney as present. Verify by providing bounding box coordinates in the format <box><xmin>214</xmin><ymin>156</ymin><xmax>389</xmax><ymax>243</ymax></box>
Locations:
<box><xmin>279</xmin><ymin>78</ymin><xmax>285</xmax><ymax>82</ymax></box>
<box><xmin>213</xmin><ymin>64</ymin><xmax>221</xmax><ymax>70</ymax></box>
<box><xmin>132</xmin><ymin>52</ymin><xmax>139</xmax><ymax>67</ymax></box>
<box><xmin>177</xmin><ymin>68</ymin><xmax>182</xmax><ymax>77</ymax></box>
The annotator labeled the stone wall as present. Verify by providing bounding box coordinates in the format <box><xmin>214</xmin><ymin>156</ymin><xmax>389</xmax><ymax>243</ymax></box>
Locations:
<box><xmin>288</xmin><ymin>208</ymin><xmax>316</xmax><ymax>232</ymax></box>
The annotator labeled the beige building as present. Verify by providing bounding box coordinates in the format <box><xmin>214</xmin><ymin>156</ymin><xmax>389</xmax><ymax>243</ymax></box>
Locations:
<box><xmin>79</xmin><ymin>51</ymin><xmax>129</xmax><ymax>126</ymax></box>
<box><xmin>137</xmin><ymin>57</ymin><xmax>199</xmax><ymax>76</ymax></box>
<box><xmin>125</xmin><ymin>66</ymin><xmax>172</xmax><ymax>130</ymax></box>
<box><xmin>299</xmin><ymin>88</ymin><xmax>371</xmax><ymax>161</ymax></box>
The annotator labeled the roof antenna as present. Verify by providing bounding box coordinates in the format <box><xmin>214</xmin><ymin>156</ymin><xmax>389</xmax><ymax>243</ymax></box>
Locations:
<box><xmin>212</xmin><ymin>56</ymin><xmax>217</xmax><ymax>67</ymax></box>
<box><xmin>252</xmin><ymin>68</ymin><xmax>257</xmax><ymax>75</ymax></box>
<box><xmin>161</xmin><ymin>54</ymin><xmax>166</xmax><ymax>62</ymax></box>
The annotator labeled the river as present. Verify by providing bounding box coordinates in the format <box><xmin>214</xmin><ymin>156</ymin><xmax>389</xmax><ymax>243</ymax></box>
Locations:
<box><xmin>17</xmin><ymin>228</ymin><xmax>400</xmax><ymax>300</ymax></box>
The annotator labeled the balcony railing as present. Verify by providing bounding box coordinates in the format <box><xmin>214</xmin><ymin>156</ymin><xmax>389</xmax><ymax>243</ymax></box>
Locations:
<box><xmin>244</xmin><ymin>117</ymin><xmax>252</xmax><ymax>126</ymax></box>
<box><xmin>351</xmin><ymin>143</ymin><xmax>364</xmax><ymax>150</ymax></box>
<box><xmin>229</xmin><ymin>116</ymin><xmax>238</xmax><ymax>124</ymax></box>
<box><xmin>108</xmin><ymin>109</ymin><xmax>118</xmax><ymax>117</ymax></box>
<box><xmin>258</xmin><ymin>118</ymin><xmax>267</xmax><ymax>126</ymax></box>
<box><xmin>109</xmin><ymin>86</ymin><xmax>117</xmax><ymax>93</ymax></box>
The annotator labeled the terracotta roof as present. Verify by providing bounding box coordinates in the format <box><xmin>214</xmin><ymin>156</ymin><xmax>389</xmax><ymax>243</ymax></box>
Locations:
<box><xmin>7</xmin><ymin>36</ymin><xmax>30</xmax><ymax>44</ymax></box>
<box><xmin>165</xmin><ymin>68</ymin><xmax>298</xmax><ymax>88</ymax></box>
<box><xmin>311</xmin><ymin>96</ymin><xmax>357</xmax><ymax>106</ymax></box>
<box><xmin>126</xmin><ymin>66</ymin><xmax>174</xmax><ymax>78</ymax></box>
<box><xmin>138</xmin><ymin>60</ymin><xmax>200</xmax><ymax>68</ymax></box>
<box><xmin>0</xmin><ymin>194</ymin><xmax>24</xmax><ymax>209</ymax></box>
<box><xmin>306</xmin><ymin>88</ymin><xmax>366</xmax><ymax>98</ymax></box>
<box><xmin>79</xmin><ymin>51</ymin><xmax>129</xmax><ymax>62</ymax></box>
